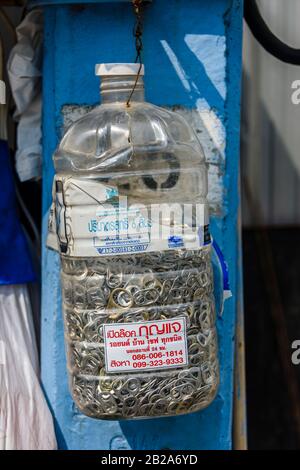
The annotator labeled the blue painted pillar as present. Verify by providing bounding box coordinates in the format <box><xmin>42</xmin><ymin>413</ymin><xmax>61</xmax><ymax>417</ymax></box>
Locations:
<box><xmin>35</xmin><ymin>0</ymin><xmax>243</xmax><ymax>450</ymax></box>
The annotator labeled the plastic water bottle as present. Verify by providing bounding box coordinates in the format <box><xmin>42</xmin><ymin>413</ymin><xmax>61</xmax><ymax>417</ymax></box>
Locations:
<box><xmin>52</xmin><ymin>63</ymin><xmax>219</xmax><ymax>419</ymax></box>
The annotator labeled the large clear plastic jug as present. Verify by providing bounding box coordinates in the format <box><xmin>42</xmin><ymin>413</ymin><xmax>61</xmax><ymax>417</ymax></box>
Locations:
<box><xmin>52</xmin><ymin>63</ymin><xmax>219</xmax><ymax>419</ymax></box>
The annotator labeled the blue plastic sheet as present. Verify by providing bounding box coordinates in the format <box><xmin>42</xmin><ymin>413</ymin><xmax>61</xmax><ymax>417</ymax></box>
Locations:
<box><xmin>0</xmin><ymin>139</ymin><xmax>36</xmax><ymax>285</ymax></box>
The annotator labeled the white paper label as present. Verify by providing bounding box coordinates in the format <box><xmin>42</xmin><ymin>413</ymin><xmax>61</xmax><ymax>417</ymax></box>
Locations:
<box><xmin>47</xmin><ymin>175</ymin><xmax>211</xmax><ymax>256</ymax></box>
<box><xmin>103</xmin><ymin>317</ymin><xmax>188</xmax><ymax>373</ymax></box>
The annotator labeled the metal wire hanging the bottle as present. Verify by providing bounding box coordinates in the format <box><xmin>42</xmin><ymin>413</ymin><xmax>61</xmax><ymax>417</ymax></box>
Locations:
<box><xmin>126</xmin><ymin>0</ymin><xmax>144</xmax><ymax>107</ymax></box>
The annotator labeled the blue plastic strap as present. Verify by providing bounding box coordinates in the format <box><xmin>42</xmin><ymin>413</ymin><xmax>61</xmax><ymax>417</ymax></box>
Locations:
<box><xmin>212</xmin><ymin>238</ymin><xmax>232</xmax><ymax>314</ymax></box>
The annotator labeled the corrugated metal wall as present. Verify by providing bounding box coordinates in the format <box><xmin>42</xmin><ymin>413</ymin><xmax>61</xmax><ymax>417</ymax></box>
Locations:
<box><xmin>242</xmin><ymin>0</ymin><xmax>300</xmax><ymax>226</ymax></box>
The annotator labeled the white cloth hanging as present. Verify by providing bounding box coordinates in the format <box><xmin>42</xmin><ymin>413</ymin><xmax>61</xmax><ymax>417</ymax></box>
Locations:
<box><xmin>7</xmin><ymin>9</ymin><xmax>43</xmax><ymax>182</ymax></box>
<box><xmin>0</xmin><ymin>284</ymin><xmax>57</xmax><ymax>450</ymax></box>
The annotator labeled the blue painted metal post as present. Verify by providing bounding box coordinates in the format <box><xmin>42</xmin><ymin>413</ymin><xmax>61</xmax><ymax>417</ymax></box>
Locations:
<box><xmin>37</xmin><ymin>0</ymin><xmax>243</xmax><ymax>450</ymax></box>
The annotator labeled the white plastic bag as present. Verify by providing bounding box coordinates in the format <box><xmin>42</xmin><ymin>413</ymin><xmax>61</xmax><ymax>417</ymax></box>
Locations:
<box><xmin>0</xmin><ymin>284</ymin><xmax>57</xmax><ymax>450</ymax></box>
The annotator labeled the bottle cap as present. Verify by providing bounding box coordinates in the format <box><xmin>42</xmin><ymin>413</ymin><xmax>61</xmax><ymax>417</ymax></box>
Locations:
<box><xmin>95</xmin><ymin>63</ymin><xmax>145</xmax><ymax>77</ymax></box>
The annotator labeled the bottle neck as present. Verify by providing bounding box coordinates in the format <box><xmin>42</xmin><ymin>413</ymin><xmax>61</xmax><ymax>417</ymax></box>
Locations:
<box><xmin>100</xmin><ymin>75</ymin><xmax>145</xmax><ymax>104</ymax></box>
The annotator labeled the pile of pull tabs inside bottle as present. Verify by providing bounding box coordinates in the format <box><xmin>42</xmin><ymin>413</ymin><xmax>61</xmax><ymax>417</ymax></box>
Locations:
<box><xmin>62</xmin><ymin>248</ymin><xmax>219</xmax><ymax>419</ymax></box>
<box><xmin>49</xmin><ymin>63</ymin><xmax>220</xmax><ymax>419</ymax></box>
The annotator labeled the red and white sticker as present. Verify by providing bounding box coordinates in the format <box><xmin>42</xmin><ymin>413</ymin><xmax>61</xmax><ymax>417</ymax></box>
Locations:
<box><xmin>103</xmin><ymin>317</ymin><xmax>188</xmax><ymax>373</ymax></box>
